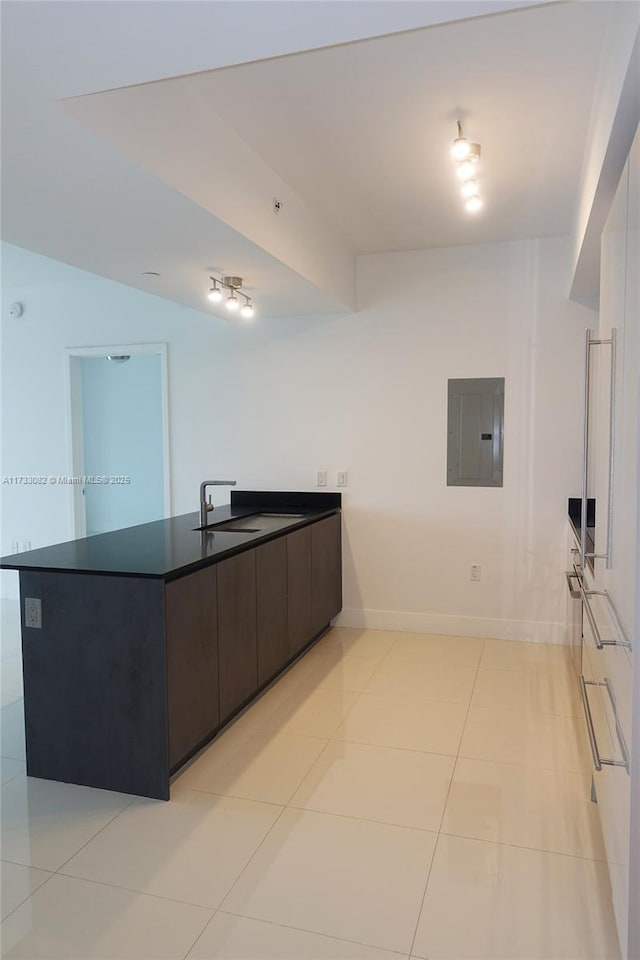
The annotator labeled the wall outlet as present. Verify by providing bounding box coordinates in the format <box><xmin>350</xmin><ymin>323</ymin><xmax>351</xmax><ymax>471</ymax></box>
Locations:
<box><xmin>470</xmin><ymin>564</ymin><xmax>481</xmax><ymax>582</ymax></box>
<box><xmin>316</xmin><ymin>470</ymin><xmax>327</xmax><ymax>487</ymax></box>
<box><xmin>336</xmin><ymin>471</ymin><xmax>347</xmax><ymax>487</ymax></box>
<box><xmin>24</xmin><ymin>597</ymin><xmax>42</xmax><ymax>629</ymax></box>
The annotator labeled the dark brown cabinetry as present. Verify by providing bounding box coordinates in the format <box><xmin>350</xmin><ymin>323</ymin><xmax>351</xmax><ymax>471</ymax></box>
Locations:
<box><xmin>217</xmin><ymin>550</ymin><xmax>258</xmax><ymax>722</ymax></box>
<box><xmin>256</xmin><ymin>538</ymin><xmax>288</xmax><ymax>685</ymax></box>
<box><xmin>311</xmin><ymin>514</ymin><xmax>342</xmax><ymax>637</ymax></box>
<box><xmin>286</xmin><ymin>525</ymin><xmax>313</xmax><ymax>656</ymax></box>
<box><xmin>15</xmin><ymin>508</ymin><xmax>341</xmax><ymax>801</ymax></box>
<box><xmin>166</xmin><ymin>564</ymin><xmax>219</xmax><ymax>769</ymax></box>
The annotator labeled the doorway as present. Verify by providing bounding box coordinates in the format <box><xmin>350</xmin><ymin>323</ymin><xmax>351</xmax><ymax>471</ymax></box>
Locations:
<box><xmin>66</xmin><ymin>344</ymin><xmax>171</xmax><ymax>538</ymax></box>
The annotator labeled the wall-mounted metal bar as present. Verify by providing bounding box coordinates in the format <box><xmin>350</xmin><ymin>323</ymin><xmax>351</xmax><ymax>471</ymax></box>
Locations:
<box><xmin>579</xmin><ymin>577</ymin><xmax>604</xmax><ymax>649</ymax></box>
<box><xmin>603</xmin><ymin>589</ymin><xmax>632</xmax><ymax>651</ymax></box>
<box><xmin>582</xmin><ymin>587</ymin><xmax>632</xmax><ymax>651</ymax></box>
<box><xmin>605</xmin><ymin>328</ymin><xmax>617</xmax><ymax>569</ymax></box>
<box><xmin>581</xmin><ymin>329</ymin><xmax>615</xmax><ymax>570</ymax></box>
<box><xmin>580</xmin><ymin>676</ymin><xmax>629</xmax><ymax>772</ymax></box>
<box><xmin>603</xmin><ymin>677</ymin><xmax>630</xmax><ymax>773</ymax></box>
<box><xmin>580</xmin><ymin>675</ymin><xmax>602</xmax><ymax>771</ymax></box>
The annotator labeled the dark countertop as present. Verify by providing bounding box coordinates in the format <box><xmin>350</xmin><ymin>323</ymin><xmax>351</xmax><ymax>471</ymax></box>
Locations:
<box><xmin>0</xmin><ymin>491</ymin><xmax>341</xmax><ymax>581</ymax></box>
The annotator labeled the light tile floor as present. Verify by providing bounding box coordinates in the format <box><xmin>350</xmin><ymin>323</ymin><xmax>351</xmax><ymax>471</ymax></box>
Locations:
<box><xmin>0</xmin><ymin>610</ymin><xmax>621</xmax><ymax>960</ymax></box>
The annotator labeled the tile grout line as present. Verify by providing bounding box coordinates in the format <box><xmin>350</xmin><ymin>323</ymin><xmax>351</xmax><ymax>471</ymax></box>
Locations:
<box><xmin>435</xmin><ymin>830</ymin><xmax>610</xmax><ymax>864</ymax></box>
<box><xmin>52</xmin><ymin>795</ymin><xmax>138</xmax><ymax>875</ymax></box>
<box><xmin>0</xmin><ymin>769</ymin><xmax>25</xmax><ymax>787</ymax></box>
<box><xmin>207</xmin><ymin>637</ymin><xmax>471</xmax><ymax>937</ymax></box>
<box><xmin>214</xmin><ymin>803</ymin><xmax>291</xmax><ymax>914</ymax></box>
<box><xmin>182</xmin><ymin>634</ymin><xmax>396</xmax><ymax>956</ymax></box>
<box><xmin>215</xmin><ymin>906</ymin><xmax>411</xmax><ymax>958</ymax></box>
<box><xmin>283</xmin><ymin>801</ymin><xmax>441</xmax><ymax>836</ymax></box>
<box><xmin>407</xmin><ymin>635</ymin><xmax>486</xmax><ymax>958</ymax></box>
<box><xmin>0</xmin><ymin>866</ymin><xmax>55</xmax><ymax>925</ymax></box>
<box><xmin>211</xmin><ymin>681</ymin><xmax>371</xmax><ymax>915</ymax></box>
<box><xmin>180</xmin><ymin>907</ymin><xmax>220</xmax><ymax>960</ymax></box>
<box><xmin>175</xmin><ymin>786</ymin><xmax>287</xmax><ymax>809</ymax></box>
<box><xmin>27</xmin><ymin>866</ymin><xmax>219</xmax><ymax>913</ymax></box>
<box><xmin>279</xmin><ymin>737</ymin><xmax>335</xmax><ymax>807</ymax></box>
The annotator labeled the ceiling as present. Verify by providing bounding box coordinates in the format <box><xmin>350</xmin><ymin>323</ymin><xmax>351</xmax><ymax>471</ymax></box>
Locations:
<box><xmin>0</xmin><ymin>1</ymin><xmax>614</xmax><ymax>318</ymax></box>
<box><xmin>186</xmin><ymin>2</ymin><xmax>609</xmax><ymax>253</ymax></box>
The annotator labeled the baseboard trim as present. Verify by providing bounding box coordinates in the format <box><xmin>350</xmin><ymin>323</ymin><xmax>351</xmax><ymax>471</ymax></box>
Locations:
<box><xmin>334</xmin><ymin>607</ymin><xmax>568</xmax><ymax>645</ymax></box>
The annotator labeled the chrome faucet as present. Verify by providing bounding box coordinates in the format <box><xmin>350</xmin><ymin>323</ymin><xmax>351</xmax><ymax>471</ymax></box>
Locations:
<box><xmin>200</xmin><ymin>479</ymin><xmax>237</xmax><ymax>528</ymax></box>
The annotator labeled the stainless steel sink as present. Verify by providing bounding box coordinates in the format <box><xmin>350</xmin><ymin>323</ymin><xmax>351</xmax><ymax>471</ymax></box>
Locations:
<box><xmin>194</xmin><ymin>513</ymin><xmax>306</xmax><ymax>534</ymax></box>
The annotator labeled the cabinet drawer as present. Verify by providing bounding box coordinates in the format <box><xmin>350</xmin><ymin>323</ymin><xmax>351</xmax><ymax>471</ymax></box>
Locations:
<box><xmin>166</xmin><ymin>565</ymin><xmax>219</xmax><ymax>769</ymax></box>
<box><xmin>217</xmin><ymin>551</ymin><xmax>258</xmax><ymax>722</ymax></box>
<box><xmin>287</xmin><ymin>526</ymin><xmax>312</xmax><ymax>657</ymax></box>
<box><xmin>256</xmin><ymin>538</ymin><xmax>288</xmax><ymax>685</ymax></box>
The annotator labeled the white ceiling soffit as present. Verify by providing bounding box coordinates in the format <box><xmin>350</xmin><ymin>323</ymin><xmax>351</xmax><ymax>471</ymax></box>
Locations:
<box><xmin>1</xmin><ymin>0</ymin><xmax>566</xmax><ymax>317</ymax></box>
<box><xmin>1</xmin><ymin>1</ymin><xmax>550</xmax><ymax>100</ymax></box>
<box><xmin>62</xmin><ymin>2</ymin><xmax>609</xmax><ymax>275</ymax></box>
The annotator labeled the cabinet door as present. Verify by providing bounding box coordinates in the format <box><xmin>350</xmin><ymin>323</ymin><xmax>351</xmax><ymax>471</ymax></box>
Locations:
<box><xmin>311</xmin><ymin>514</ymin><xmax>342</xmax><ymax>636</ymax></box>
<box><xmin>256</xmin><ymin>537</ymin><xmax>288</xmax><ymax>685</ymax></box>
<box><xmin>287</xmin><ymin>526</ymin><xmax>312</xmax><ymax>657</ymax></box>
<box><xmin>166</xmin><ymin>565</ymin><xmax>219</xmax><ymax>769</ymax></box>
<box><xmin>218</xmin><ymin>551</ymin><xmax>258</xmax><ymax>722</ymax></box>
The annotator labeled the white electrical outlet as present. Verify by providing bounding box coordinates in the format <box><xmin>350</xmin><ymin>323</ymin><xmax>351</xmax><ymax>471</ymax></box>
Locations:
<box><xmin>336</xmin><ymin>471</ymin><xmax>347</xmax><ymax>487</ymax></box>
<box><xmin>316</xmin><ymin>470</ymin><xmax>327</xmax><ymax>487</ymax></box>
<box><xmin>24</xmin><ymin>597</ymin><xmax>42</xmax><ymax>629</ymax></box>
<box><xmin>470</xmin><ymin>564</ymin><xmax>481</xmax><ymax>582</ymax></box>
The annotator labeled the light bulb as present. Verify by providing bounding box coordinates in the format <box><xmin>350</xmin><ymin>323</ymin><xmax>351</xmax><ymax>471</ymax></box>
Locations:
<box><xmin>461</xmin><ymin>179</ymin><xmax>479</xmax><ymax>198</ymax></box>
<box><xmin>208</xmin><ymin>286</ymin><xmax>222</xmax><ymax>303</ymax></box>
<box><xmin>226</xmin><ymin>293</ymin><xmax>239</xmax><ymax>311</ymax></box>
<box><xmin>465</xmin><ymin>195</ymin><xmax>483</xmax><ymax>213</ymax></box>
<box><xmin>451</xmin><ymin>137</ymin><xmax>470</xmax><ymax>161</ymax></box>
<box><xmin>456</xmin><ymin>160</ymin><xmax>476</xmax><ymax>181</ymax></box>
<box><xmin>241</xmin><ymin>303</ymin><xmax>254</xmax><ymax>320</ymax></box>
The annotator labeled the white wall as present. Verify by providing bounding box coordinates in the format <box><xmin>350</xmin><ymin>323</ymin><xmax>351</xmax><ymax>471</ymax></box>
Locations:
<box><xmin>1</xmin><ymin>238</ymin><xmax>593</xmax><ymax>642</ymax></box>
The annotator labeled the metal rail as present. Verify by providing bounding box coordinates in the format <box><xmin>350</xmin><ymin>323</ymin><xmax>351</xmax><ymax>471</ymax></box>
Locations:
<box><xmin>580</xmin><ymin>677</ymin><xmax>629</xmax><ymax>773</ymax></box>
<box><xmin>580</xmin><ymin>328</ymin><xmax>616</xmax><ymax>570</ymax></box>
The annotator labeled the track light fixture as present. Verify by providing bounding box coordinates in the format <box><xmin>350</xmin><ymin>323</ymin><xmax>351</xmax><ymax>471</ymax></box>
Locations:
<box><xmin>206</xmin><ymin>275</ymin><xmax>255</xmax><ymax>320</ymax></box>
<box><xmin>451</xmin><ymin>121</ymin><xmax>483</xmax><ymax>214</ymax></box>
<box><xmin>207</xmin><ymin>279</ymin><xmax>223</xmax><ymax>303</ymax></box>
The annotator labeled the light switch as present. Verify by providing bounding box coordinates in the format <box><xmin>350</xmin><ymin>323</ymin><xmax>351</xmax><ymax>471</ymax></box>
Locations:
<box><xmin>337</xmin><ymin>471</ymin><xmax>347</xmax><ymax>487</ymax></box>
<box><xmin>317</xmin><ymin>470</ymin><xmax>327</xmax><ymax>487</ymax></box>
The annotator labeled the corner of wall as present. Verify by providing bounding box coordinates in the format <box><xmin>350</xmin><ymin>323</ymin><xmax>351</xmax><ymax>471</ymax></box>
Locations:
<box><xmin>570</xmin><ymin>9</ymin><xmax>640</xmax><ymax>300</ymax></box>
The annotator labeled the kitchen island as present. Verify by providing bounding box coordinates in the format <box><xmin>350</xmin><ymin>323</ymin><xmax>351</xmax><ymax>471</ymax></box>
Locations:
<box><xmin>0</xmin><ymin>491</ymin><xmax>342</xmax><ymax>800</ymax></box>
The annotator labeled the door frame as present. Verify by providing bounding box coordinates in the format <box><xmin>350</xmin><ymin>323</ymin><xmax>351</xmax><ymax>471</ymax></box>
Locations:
<box><xmin>64</xmin><ymin>343</ymin><xmax>171</xmax><ymax>539</ymax></box>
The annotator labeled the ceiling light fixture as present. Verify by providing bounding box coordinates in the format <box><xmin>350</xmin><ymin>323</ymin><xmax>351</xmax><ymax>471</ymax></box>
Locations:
<box><xmin>465</xmin><ymin>195</ymin><xmax>483</xmax><ymax>213</ymax></box>
<box><xmin>207</xmin><ymin>275</ymin><xmax>256</xmax><ymax>320</ymax></box>
<box><xmin>452</xmin><ymin>121</ymin><xmax>484</xmax><ymax>214</ymax></box>
<box><xmin>451</xmin><ymin>121</ymin><xmax>471</xmax><ymax>160</ymax></box>
<box><xmin>457</xmin><ymin>160</ymin><xmax>476</xmax><ymax>181</ymax></box>
<box><xmin>208</xmin><ymin>279</ymin><xmax>223</xmax><ymax>303</ymax></box>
